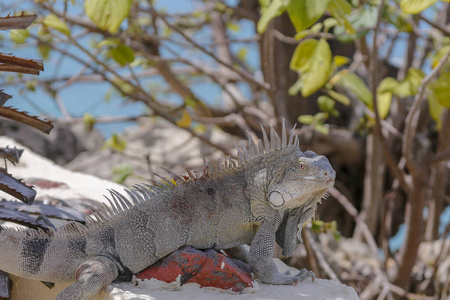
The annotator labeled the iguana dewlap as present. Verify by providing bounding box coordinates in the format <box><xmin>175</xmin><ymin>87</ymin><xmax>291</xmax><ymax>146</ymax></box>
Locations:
<box><xmin>0</xmin><ymin>123</ymin><xmax>335</xmax><ymax>300</ymax></box>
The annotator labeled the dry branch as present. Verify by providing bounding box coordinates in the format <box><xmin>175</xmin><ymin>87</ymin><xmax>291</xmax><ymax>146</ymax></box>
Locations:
<box><xmin>0</xmin><ymin>13</ymin><xmax>36</xmax><ymax>30</ymax></box>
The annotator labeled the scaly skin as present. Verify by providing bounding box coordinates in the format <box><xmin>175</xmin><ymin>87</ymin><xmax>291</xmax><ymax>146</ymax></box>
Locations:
<box><xmin>0</xmin><ymin>123</ymin><xmax>335</xmax><ymax>299</ymax></box>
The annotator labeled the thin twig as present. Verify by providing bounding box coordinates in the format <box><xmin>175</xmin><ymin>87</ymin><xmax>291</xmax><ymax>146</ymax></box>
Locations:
<box><xmin>156</xmin><ymin>12</ymin><xmax>270</xmax><ymax>91</ymax></box>
<box><xmin>402</xmin><ymin>50</ymin><xmax>450</xmax><ymax>176</ymax></box>
<box><xmin>370</xmin><ymin>0</ymin><xmax>410</xmax><ymax>192</ymax></box>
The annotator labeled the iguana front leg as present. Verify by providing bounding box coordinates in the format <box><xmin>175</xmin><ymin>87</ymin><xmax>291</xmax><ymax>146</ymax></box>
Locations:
<box><xmin>277</xmin><ymin>207</ymin><xmax>315</xmax><ymax>257</ymax></box>
<box><xmin>55</xmin><ymin>256</ymin><xmax>118</xmax><ymax>300</ymax></box>
<box><xmin>249</xmin><ymin>219</ymin><xmax>314</xmax><ymax>285</ymax></box>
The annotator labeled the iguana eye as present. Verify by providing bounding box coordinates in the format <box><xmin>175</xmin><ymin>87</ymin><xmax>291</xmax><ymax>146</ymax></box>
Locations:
<box><xmin>299</xmin><ymin>162</ymin><xmax>306</xmax><ymax>169</ymax></box>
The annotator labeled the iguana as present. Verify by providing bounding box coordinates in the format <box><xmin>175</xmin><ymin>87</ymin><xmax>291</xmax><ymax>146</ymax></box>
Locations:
<box><xmin>0</xmin><ymin>122</ymin><xmax>335</xmax><ymax>300</ymax></box>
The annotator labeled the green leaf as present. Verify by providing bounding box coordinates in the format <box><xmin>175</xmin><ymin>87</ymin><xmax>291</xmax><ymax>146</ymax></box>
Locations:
<box><xmin>323</xmin><ymin>17</ymin><xmax>338</xmax><ymax>30</ymax></box>
<box><xmin>288</xmin><ymin>79</ymin><xmax>303</xmax><ymax>96</ymax></box>
<box><xmin>85</xmin><ymin>0</ymin><xmax>132</xmax><ymax>33</ymax></box>
<box><xmin>290</xmin><ymin>39</ymin><xmax>332</xmax><ymax>97</ymax></box>
<box><xmin>38</xmin><ymin>45</ymin><xmax>51</xmax><ymax>60</ymax></box>
<box><xmin>376</xmin><ymin>77</ymin><xmax>398</xmax><ymax>119</ymax></box>
<box><xmin>337</xmin><ymin>73</ymin><xmax>372</xmax><ymax>106</ymax></box>
<box><xmin>318</xmin><ymin>95</ymin><xmax>338</xmax><ymax>117</ymax></box>
<box><xmin>257</xmin><ymin>0</ymin><xmax>289</xmax><ymax>33</ymax></box>
<box><xmin>111</xmin><ymin>77</ymin><xmax>135</xmax><ymax>95</ymax></box>
<box><xmin>83</xmin><ymin>113</ymin><xmax>96</xmax><ymax>131</ymax></box>
<box><xmin>10</xmin><ymin>29</ymin><xmax>29</xmax><ymax>43</ymax></box>
<box><xmin>112</xmin><ymin>163</ymin><xmax>133</xmax><ymax>184</ymax></box>
<box><xmin>97</xmin><ymin>38</ymin><xmax>120</xmax><ymax>48</ymax></box>
<box><xmin>333</xmin><ymin>55</ymin><xmax>351</xmax><ymax>67</ymax></box>
<box><xmin>333</xmin><ymin>6</ymin><xmax>377</xmax><ymax>42</ymax></box>
<box><xmin>393</xmin><ymin>68</ymin><xmax>425</xmax><ymax>97</ymax></box>
<box><xmin>109</xmin><ymin>44</ymin><xmax>135</xmax><ymax>66</ymax></box>
<box><xmin>431</xmin><ymin>46</ymin><xmax>450</xmax><ymax>69</ymax></box>
<box><xmin>43</xmin><ymin>14</ymin><xmax>70</xmax><ymax>36</ymax></box>
<box><xmin>102</xmin><ymin>133</ymin><xmax>127</xmax><ymax>152</ymax></box>
<box><xmin>427</xmin><ymin>93</ymin><xmax>443</xmax><ymax>129</ymax></box>
<box><xmin>287</xmin><ymin>0</ymin><xmax>330</xmax><ymax>32</ymax></box>
<box><xmin>328</xmin><ymin>89</ymin><xmax>350</xmax><ymax>106</ymax></box>
<box><xmin>428</xmin><ymin>72</ymin><xmax>450</xmax><ymax>108</ymax></box>
<box><xmin>327</xmin><ymin>0</ymin><xmax>354</xmax><ymax>33</ymax></box>
<box><xmin>176</xmin><ymin>110</ymin><xmax>192</xmax><ymax>128</ymax></box>
<box><xmin>377</xmin><ymin>77</ymin><xmax>399</xmax><ymax>94</ymax></box>
<box><xmin>298</xmin><ymin>114</ymin><xmax>315</xmax><ymax>124</ymax></box>
<box><xmin>314</xmin><ymin>123</ymin><xmax>329</xmax><ymax>135</ymax></box>
<box><xmin>400</xmin><ymin>0</ymin><xmax>438</xmax><ymax>14</ymax></box>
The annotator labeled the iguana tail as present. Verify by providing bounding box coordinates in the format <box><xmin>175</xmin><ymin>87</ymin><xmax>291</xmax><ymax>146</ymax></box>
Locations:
<box><xmin>0</xmin><ymin>223</ymin><xmax>88</xmax><ymax>283</ymax></box>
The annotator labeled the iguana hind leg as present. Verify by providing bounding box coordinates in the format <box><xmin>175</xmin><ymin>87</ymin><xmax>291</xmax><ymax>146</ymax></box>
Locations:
<box><xmin>55</xmin><ymin>256</ymin><xmax>118</xmax><ymax>300</ymax></box>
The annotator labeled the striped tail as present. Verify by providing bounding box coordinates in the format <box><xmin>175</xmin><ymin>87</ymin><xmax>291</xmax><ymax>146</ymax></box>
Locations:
<box><xmin>0</xmin><ymin>224</ymin><xmax>88</xmax><ymax>283</ymax></box>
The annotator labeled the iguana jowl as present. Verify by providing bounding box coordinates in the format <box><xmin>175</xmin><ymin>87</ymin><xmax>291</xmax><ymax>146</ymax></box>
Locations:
<box><xmin>0</xmin><ymin>123</ymin><xmax>335</xmax><ymax>299</ymax></box>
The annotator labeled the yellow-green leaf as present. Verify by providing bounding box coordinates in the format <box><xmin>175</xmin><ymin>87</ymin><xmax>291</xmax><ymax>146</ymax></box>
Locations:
<box><xmin>257</xmin><ymin>0</ymin><xmax>289</xmax><ymax>33</ymax></box>
<box><xmin>337</xmin><ymin>73</ymin><xmax>372</xmax><ymax>106</ymax></box>
<box><xmin>376</xmin><ymin>77</ymin><xmax>398</xmax><ymax>119</ymax></box>
<box><xmin>400</xmin><ymin>0</ymin><xmax>438</xmax><ymax>14</ymax></box>
<box><xmin>176</xmin><ymin>111</ymin><xmax>192</xmax><ymax>128</ymax></box>
<box><xmin>427</xmin><ymin>93</ymin><xmax>443</xmax><ymax>129</ymax></box>
<box><xmin>431</xmin><ymin>46</ymin><xmax>450</xmax><ymax>69</ymax></box>
<box><xmin>85</xmin><ymin>0</ymin><xmax>132</xmax><ymax>33</ymax></box>
<box><xmin>377</xmin><ymin>77</ymin><xmax>399</xmax><ymax>93</ymax></box>
<box><xmin>290</xmin><ymin>39</ymin><xmax>332</xmax><ymax>97</ymax></box>
<box><xmin>428</xmin><ymin>72</ymin><xmax>450</xmax><ymax>108</ymax></box>
<box><xmin>43</xmin><ymin>14</ymin><xmax>70</xmax><ymax>36</ymax></box>
<box><xmin>328</xmin><ymin>89</ymin><xmax>350</xmax><ymax>105</ymax></box>
<box><xmin>393</xmin><ymin>68</ymin><xmax>425</xmax><ymax>97</ymax></box>
<box><xmin>109</xmin><ymin>44</ymin><xmax>135</xmax><ymax>66</ymax></box>
<box><xmin>112</xmin><ymin>163</ymin><xmax>133</xmax><ymax>184</ymax></box>
<box><xmin>298</xmin><ymin>114</ymin><xmax>315</xmax><ymax>124</ymax></box>
<box><xmin>287</xmin><ymin>0</ymin><xmax>330</xmax><ymax>32</ymax></box>
<box><xmin>333</xmin><ymin>55</ymin><xmax>351</xmax><ymax>67</ymax></box>
<box><xmin>327</xmin><ymin>0</ymin><xmax>355</xmax><ymax>33</ymax></box>
<box><xmin>102</xmin><ymin>134</ymin><xmax>127</xmax><ymax>152</ymax></box>
<box><xmin>83</xmin><ymin>113</ymin><xmax>96</xmax><ymax>131</ymax></box>
<box><xmin>10</xmin><ymin>29</ymin><xmax>29</xmax><ymax>43</ymax></box>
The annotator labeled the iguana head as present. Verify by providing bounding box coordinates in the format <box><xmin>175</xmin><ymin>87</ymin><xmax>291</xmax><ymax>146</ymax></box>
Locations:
<box><xmin>235</xmin><ymin>120</ymin><xmax>335</xmax><ymax>212</ymax></box>
<box><xmin>267</xmin><ymin>149</ymin><xmax>335</xmax><ymax>211</ymax></box>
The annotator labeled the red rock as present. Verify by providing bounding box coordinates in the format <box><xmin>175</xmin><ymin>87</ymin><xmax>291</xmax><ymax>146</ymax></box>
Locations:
<box><xmin>135</xmin><ymin>246</ymin><xmax>253</xmax><ymax>293</ymax></box>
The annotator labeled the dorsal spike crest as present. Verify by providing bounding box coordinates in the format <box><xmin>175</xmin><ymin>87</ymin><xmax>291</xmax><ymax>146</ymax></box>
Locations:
<box><xmin>288</xmin><ymin>123</ymin><xmax>297</xmax><ymax>147</ymax></box>
<box><xmin>153</xmin><ymin>173</ymin><xmax>176</xmax><ymax>188</ymax></box>
<box><xmin>133</xmin><ymin>184</ymin><xmax>153</xmax><ymax>201</ymax></box>
<box><xmin>202</xmin><ymin>156</ymin><xmax>210</xmax><ymax>176</ymax></box>
<box><xmin>281</xmin><ymin>119</ymin><xmax>287</xmax><ymax>148</ymax></box>
<box><xmin>294</xmin><ymin>135</ymin><xmax>299</xmax><ymax>149</ymax></box>
<box><xmin>235</xmin><ymin>142</ymin><xmax>246</xmax><ymax>164</ymax></box>
<box><xmin>247</xmin><ymin>132</ymin><xmax>257</xmax><ymax>158</ymax></box>
<box><xmin>124</xmin><ymin>189</ymin><xmax>143</xmax><ymax>204</ymax></box>
<box><xmin>142</xmin><ymin>183</ymin><xmax>165</xmax><ymax>194</ymax></box>
<box><xmin>261</xmin><ymin>125</ymin><xmax>270</xmax><ymax>153</ymax></box>
<box><xmin>160</xmin><ymin>167</ymin><xmax>185</xmax><ymax>185</ymax></box>
<box><xmin>231</xmin><ymin>160</ymin><xmax>237</xmax><ymax>168</ymax></box>
<box><xmin>257</xmin><ymin>139</ymin><xmax>264</xmax><ymax>155</ymax></box>
<box><xmin>105</xmin><ymin>194</ymin><xmax>120</xmax><ymax>214</ymax></box>
<box><xmin>270</xmin><ymin>125</ymin><xmax>281</xmax><ymax>151</ymax></box>
<box><xmin>240</xmin><ymin>141</ymin><xmax>249</xmax><ymax>161</ymax></box>
<box><xmin>101</xmin><ymin>202</ymin><xmax>114</xmax><ymax>218</ymax></box>
<box><xmin>111</xmin><ymin>189</ymin><xmax>133</xmax><ymax>208</ymax></box>
<box><xmin>227</xmin><ymin>156</ymin><xmax>234</xmax><ymax>168</ymax></box>
<box><xmin>108</xmin><ymin>191</ymin><xmax>126</xmax><ymax>211</ymax></box>
<box><xmin>186</xmin><ymin>168</ymin><xmax>196</xmax><ymax>181</ymax></box>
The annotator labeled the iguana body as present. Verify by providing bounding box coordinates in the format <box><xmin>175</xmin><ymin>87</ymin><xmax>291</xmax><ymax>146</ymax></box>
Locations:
<box><xmin>0</xmin><ymin>123</ymin><xmax>335</xmax><ymax>299</ymax></box>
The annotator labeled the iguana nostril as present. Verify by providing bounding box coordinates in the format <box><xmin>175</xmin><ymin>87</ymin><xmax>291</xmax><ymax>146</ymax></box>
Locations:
<box><xmin>324</xmin><ymin>172</ymin><xmax>328</xmax><ymax>176</ymax></box>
